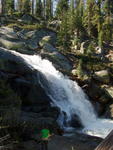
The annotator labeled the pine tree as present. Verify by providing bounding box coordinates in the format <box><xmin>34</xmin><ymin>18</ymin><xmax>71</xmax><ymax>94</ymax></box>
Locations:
<box><xmin>36</xmin><ymin>0</ymin><xmax>42</xmax><ymax>17</ymax></box>
<box><xmin>69</xmin><ymin>0</ymin><xmax>84</xmax><ymax>50</ymax></box>
<box><xmin>46</xmin><ymin>0</ymin><xmax>53</xmax><ymax>20</ymax></box>
<box><xmin>56</xmin><ymin>0</ymin><xmax>69</xmax><ymax>19</ymax></box>
<box><xmin>58</xmin><ymin>12</ymin><xmax>70</xmax><ymax>50</ymax></box>
<box><xmin>97</xmin><ymin>0</ymin><xmax>104</xmax><ymax>53</ymax></box>
<box><xmin>23</xmin><ymin>0</ymin><xmax>31</xmax><ymax>14</ymax></box>
<box><xmin>103</xmin><ymin>0</ymin><xmax>112</xmax><ymax>43</ymax></box>
<box><xmin>0</xmin><ymin>0</ymin><xmax>6</xmax><ymax>14</ymax></box>
<box><xmin>43</xmin><ymin>0</ymin><xmax>46</xmax><ymax>19</ymax></box>
<box><xmin>84</xmin><ymin>0</ymin><xmax>97</xmax><ymax>37</ymax></box>
<box><xmin>6</xmin><ymin>0</ymin><xmax>15</xmax><ymax>14</ymax></box>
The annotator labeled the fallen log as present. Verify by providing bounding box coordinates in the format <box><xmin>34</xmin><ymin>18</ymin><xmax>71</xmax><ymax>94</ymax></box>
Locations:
<box><xmin>95</xmin><ymin>130</ymin><xmax>113</xmax><ymax>150</ymax></box>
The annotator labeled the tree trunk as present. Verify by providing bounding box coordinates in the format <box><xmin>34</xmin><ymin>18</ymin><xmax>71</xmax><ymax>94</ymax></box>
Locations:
<box><xmin>95</xmin><ymin>130</ymin><xmax>113</xmax><ymax>150</ymax></box>
<box><xmin>31</xmin><ymin>0</ymin><xmax>34</xmax><ymax>15</ymax></box>
<box><xmin>0</xmin><ymin>0</ymin><xmax>6</xmax><ymax>15</ymax></box>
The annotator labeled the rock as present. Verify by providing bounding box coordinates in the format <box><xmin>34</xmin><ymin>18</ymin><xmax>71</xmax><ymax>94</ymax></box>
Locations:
<box><xmin>0</xmin><ymin>37</ymin><xmax>25</xmax><ymax>50</ymax></box>
<box><xmin>48</xmin><ymin>134</ymin><xmax>102</xmax><ymax>150</ymax></box>
<box><xmin>30</xmin><ymin>28</ymin><xmax>57</xmax><ymax>46</ymax></box>
<box><xmin>71</xmin><ymin>69</ymin><xmax>78</xmax><ymax>76</ymax></box>
<box><xmin>70</xmin><ymin>114</ymin><xmax>83</xmax><ymax>128</ymax></box>
<box><xmin>39</xmin><ymin>36</ymin><xmax>52</xmax><ymax>47</ymax></box>
<box><xmin>94</xmin><ymin>70</ymin><xmax>110</xmax><ymax>84</ymax></box>
<box><xmin>0</xmin><ymin>48</ymin><xmax>60</xmax><ymax>134</ymax></box>
<box><xmin>104</xmin><ymin>86</ymin><xmax>113</xmax><ymax>99</ymax></box>
<box><xmin>40</xmin><ymin>43</ymin><xmax>72</xmax><ymax>72</ymax></box>
<box><xmin>0</xmin><ymin>27</ymin><xmax>57</xmax><ymax>53</ymax></box>
<box><xmin>0</xmin><ymin>27</ymin><xmax>31</xmax><ymax>54</ymax></box>
<box><xmin>48</xmin><ymin>20</ymin><xmax>61</xmax><ymax>29</ymax></box>
<box><xmin>0</xmin><ymin>47</ymin><xmax>34</xmax><ymax>73</ymax></box>
<box><xmin>20</xmin><ymin>111</ymin><xmax>58</xmax><ymax>130</ymax></box>
<box><xmin>0</xmin><ymin>27</ymin><xmax>36</xmax><ymax>54</ymax></box>
<box><xmin>18</xmin><ymin>140</ymin><xmax>38</xmax><ymax>150</ymax></box>
<box><xmin>22</xmin><ymin>28</ymin><xmax>57</xmax><ymax>50</ymax></box>
<box><xmin>11</xmin><ymin>77</ymin><xmax>52</xmax><ymax>106</ymax></box>
<box><xmin>80</xmin><ymin>41</ymin><xmax>89</xmax><ymax>54</ymax></box>
<box><xmin>17</xmin><ymin>133</ymin><xmax>102</xmax><ymax>150</ymax></box>
<box><xmin>20</xmin><ymin>14</ymin><xmax>40</xmax><ymax>24</ymax></box>
<box><xmin>105</xmin><ymin>104</ymin><xmax>113</xmax><ymax>119</ymax></box>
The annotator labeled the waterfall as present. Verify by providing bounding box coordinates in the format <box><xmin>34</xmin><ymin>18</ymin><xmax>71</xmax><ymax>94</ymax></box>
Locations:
<box><xmin>10</xmin><ymin>51</ymin><xmax>113</xmax><ymax>138</ymax></box>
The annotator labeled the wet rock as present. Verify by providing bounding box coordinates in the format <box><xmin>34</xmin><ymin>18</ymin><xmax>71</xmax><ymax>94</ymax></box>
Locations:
<box><xmin>48</xmin><ymin>134</ymin><xmax>102</xmax><ymax>150</ymax></box>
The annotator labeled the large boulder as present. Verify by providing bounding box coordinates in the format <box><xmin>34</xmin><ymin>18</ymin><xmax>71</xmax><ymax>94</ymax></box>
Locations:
<box><xmin>0</xmin><ymin>27</ymin><xmax>25</xmax><ymax>50</ymax></box>
<box><xmin>94</xmin><ymin>70</ymin><xmax>110</xmax><ymax>84</ymax></box>
<box><xmin>20</xmin><ymin>14</ymin><xmax>40</xmax><ymax>24</ymax></box>
<box><xmin>48</xmin><ymin>134</ymin><xmax>102</xmax><ymax>150</ymax></box>
<box><xmin>0</xmin><ymin>47</ymin><xmax>60</xmax><ymax>131</ymax></box>
<box><xmin>18</xmin><ymin>28</ymin><xmax>57</xmax><ymax>50</ymax></box>
<box><xmin>16</xmin><ymin>133</ymin><xmax>102</xmax><ymax>150</ymax></box>
<box><xmin>20</xmin><ymin>111</ymin><xmax>58</xmax><ymax>129</ymax></box>
<box><xmin>40</xmin><ymin>43</ymin><xmax>72</xmax><ymax>72</ymax></box>
<box><xmin>0</xmin><ymin>27</ymin><xmax>37</xmax><ymax>54</ymax></box>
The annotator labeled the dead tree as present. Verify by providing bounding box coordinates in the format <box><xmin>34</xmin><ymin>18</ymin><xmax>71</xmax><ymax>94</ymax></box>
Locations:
<box><xmin>95</xmin><ymin>130</ymin><xmax>113</xmax><ymax>150</ymax></box>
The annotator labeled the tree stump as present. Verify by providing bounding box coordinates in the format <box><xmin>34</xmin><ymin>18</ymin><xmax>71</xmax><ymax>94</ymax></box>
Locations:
<box><xmin>95</xmin><ymin>130</ymin><xmax>113</xmax><ymax>150</ymax></box>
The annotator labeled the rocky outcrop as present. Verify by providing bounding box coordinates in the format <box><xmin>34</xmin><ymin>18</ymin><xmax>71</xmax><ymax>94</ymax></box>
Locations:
<box><xmin>104</xmin><ymin>86</ymin><xmax>113</xmax><ymax>99</ymax></box>
<box><xmin>16</xmin><ymin>133</ymin><xmax>102</xmax><ymax>150</ymax></box>
<box><xmin>0</xmin><ymin>27</ymin><xmax>72</xmax><ymax>72</ymax></box>
<box><xmin>94</xmin><ymin>70</ymin><xmax>110</xmax><ymax>84</ymax></box>
<box><xmin>0</xmin><ymin>47</ymin><xmax>59</xmax><ymax>131</ymax></box>
<box><xmin>105</xmin><ymin>104</ymin><xmax>113</xmax><ymax>119</ymax></box>
<box><xmin>40</xmin><ymin>43</ymin><xmax>72</xmax><ymax>72</ymax></box>
<box><xmin>0</xmin><ymin>27</ymin><xmax>26</xmax><ymax>51</ymax></box>
<box><xmin>0</xmin><ymin>47</ymin><xmax>33</xmax><ymax>74</ymax></box>
<box><xmin>20</xmin><ymin>14</ymin><xmax>40</xmax><ymax>24</ymax></box>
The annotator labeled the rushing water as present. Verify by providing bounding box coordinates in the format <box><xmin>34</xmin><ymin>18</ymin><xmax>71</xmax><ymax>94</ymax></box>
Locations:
<box><xmin>11</xmin><ymin>51</ymin><xmax>113</xmax><ymax>138</ymax></box>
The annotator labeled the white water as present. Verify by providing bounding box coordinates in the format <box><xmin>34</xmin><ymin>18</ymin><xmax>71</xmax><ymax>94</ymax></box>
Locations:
<box><xmin>11</xmin><ymin>51</ymin><xmax>113</xmax><ymax>138</ymax></box>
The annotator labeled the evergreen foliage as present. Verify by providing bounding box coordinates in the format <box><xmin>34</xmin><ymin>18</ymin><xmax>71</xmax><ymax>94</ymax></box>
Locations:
<box><xmin>0</xmin><ymin>0</ymin><xmax>113</xmax><ymax>54</ymax></box>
